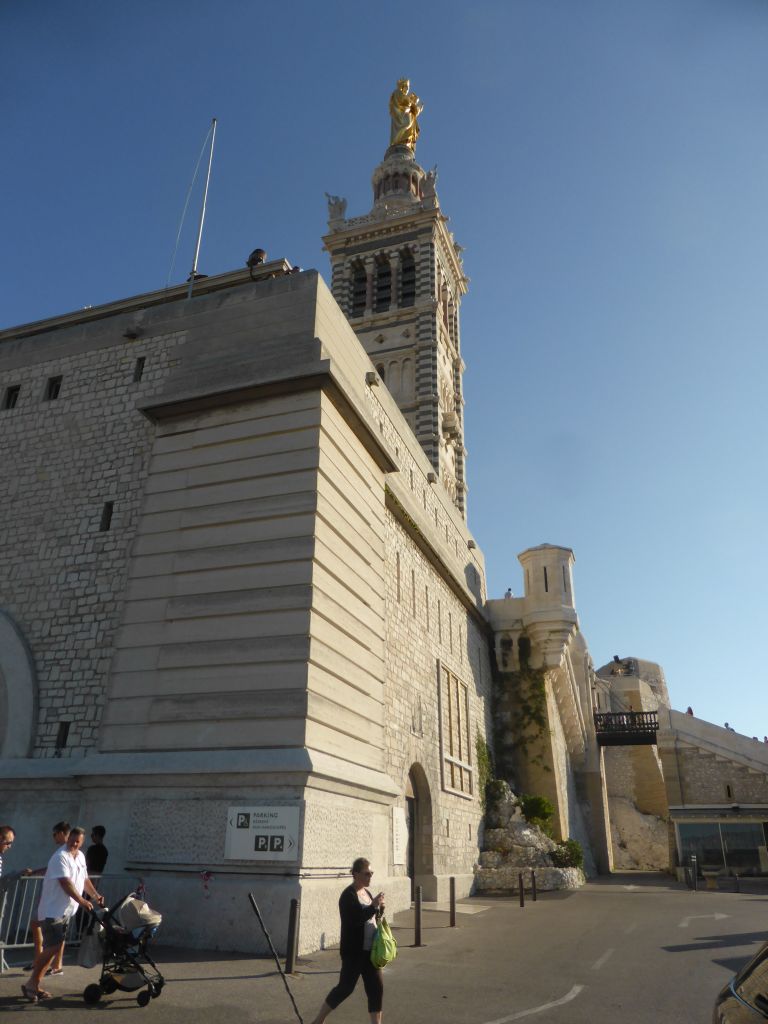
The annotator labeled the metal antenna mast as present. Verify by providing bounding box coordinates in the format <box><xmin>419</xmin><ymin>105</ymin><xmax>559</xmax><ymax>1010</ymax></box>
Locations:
<box><xmin>187</xmin><ymin>117</ymin><xmax>217</xmax><ymax>299</ymax></box>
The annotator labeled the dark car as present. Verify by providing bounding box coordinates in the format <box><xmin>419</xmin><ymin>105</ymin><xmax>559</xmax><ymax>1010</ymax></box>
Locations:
<box><xmin>714</xmin><ymin>940</ymin><xmax>768</xmax><ymax>1022</ymax></box>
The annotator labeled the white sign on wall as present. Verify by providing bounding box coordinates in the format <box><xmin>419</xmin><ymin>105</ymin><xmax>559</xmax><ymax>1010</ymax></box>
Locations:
<box><xmin>392</xmin><ymin>806</ymin><xmax>407</xmax><ymax>866</ymax></box>
<box><xmin>225</xmin><ymin>806</ymin><xmax>300</xmax><ymax>862</ymax></box>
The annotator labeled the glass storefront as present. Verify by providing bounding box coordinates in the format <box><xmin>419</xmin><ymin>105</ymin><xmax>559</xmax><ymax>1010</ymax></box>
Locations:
<box><xmin>678</xmin><ymin>821</ymin><xmax>768</xmax><ymax>875</ymax></box>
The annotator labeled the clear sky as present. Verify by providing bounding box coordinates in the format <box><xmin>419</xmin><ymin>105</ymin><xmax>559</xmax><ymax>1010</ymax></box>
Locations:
<box><xmin>3</xmin><ymin>1</ymin><xmax>767</xmax><ymax>736</ymax></box>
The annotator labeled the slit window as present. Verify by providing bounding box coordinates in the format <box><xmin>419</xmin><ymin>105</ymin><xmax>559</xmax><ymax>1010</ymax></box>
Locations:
<box><xmin>351</xmin><ymin>262</ymin><xmax>367</xmax><ymax>317</ymax></box>
<box><xmin>543</xmin><ymin>566</ymin><xmax>549</xmax><ymax>593</ymax></box>
<box><xmin>401</xmin><ymin>251</ymin><xmax>416</xmax><ymax>306</ymax></box>
<box><xmin>375</xmin><ymin>256</ymin><xmax>391</xmax><ymax>312</ymax></box>
<box><xmin>133</xmin><ymin>356</ymin><xmax>146</xmax><ymax>382</ymax></box>
<box><xmin>45</xmin><ymin>376</ymin><xmax>63</xmax><ymax>401</ymax></box>
<box><xmin>2</xmin><ymin>385</ymin><xmax>20</xmax><ymax>410</ymax></box>
<box><xmin>99</xmin><ymin>501</ymin><xmax>114</xmax><ymax>532</ymax></box>
<box><xmin>55</xmin><ymin>721</ymin><xmax>71</xmax><ymax>751</ymax></box>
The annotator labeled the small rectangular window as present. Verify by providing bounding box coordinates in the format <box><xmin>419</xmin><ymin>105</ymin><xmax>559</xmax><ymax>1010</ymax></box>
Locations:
<box><xmin>2</xmin><ymin>385</ymin><xmax>20</xmax><ymax>410</ymax></box>
<box><xmin>45</xmin><ymin>375</ymin><xmax>63</xmax><ymax>401</ymax></box>
<box><xmin>55</xmin><ymin>721</ymin><xmax>71</xmax><ymax>750</ymax></box>
<box><xmin>133</xmin><ymin>356</ymin><xmax>146</xmax><ymax>382</ymax></box>
<box><xmin>543</xmin><ymin>566</ymin><xmax>549</xmax><ymax>593</ymax></box>
<box><xmin>99</xmin><ymin>501</ymin><xmax>114</xmax><ymax>532</ymax></box>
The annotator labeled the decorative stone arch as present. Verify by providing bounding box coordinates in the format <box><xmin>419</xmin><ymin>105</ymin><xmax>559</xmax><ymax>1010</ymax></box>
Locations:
<box><xmin>405</xmin><ymin>762</ymin><xmax>434</xmax><ymax>899</ymax></box>
<box><xmin>0</xmin><ymin>610</ymin><xmax>38</xmax><ymax>757</ymax></box>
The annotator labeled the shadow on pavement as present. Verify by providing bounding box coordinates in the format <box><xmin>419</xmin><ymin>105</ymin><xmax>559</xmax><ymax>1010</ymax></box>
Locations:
<box><xmin>663</xmin><ymin>930</ymin><xmax>768</xmax><ymax>954</ymax></box>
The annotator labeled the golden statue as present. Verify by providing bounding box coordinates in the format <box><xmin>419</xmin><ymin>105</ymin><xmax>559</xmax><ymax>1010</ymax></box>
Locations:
<box><xmin>389</xmin><ymin>78</ymin><xmax>423</xmax><ymax>151</ymax></box>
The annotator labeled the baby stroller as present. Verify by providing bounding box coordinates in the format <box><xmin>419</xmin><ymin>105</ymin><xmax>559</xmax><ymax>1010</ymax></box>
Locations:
<box><xmin>81</xmin><ymin>892</ymin><xmax>165</xmax><ymax>1007</ymax></box>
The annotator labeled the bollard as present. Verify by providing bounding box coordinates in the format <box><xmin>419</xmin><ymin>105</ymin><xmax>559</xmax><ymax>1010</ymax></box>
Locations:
<box><xmin>518</xmin><ymin>872</ymin><xmax>525</xmax><ymax>908</ymax></box>
<box><xmin>449</xmin><ymin>876</ymin><xmax>456</xmax><ymax>928</ymax></box>
<box><xmin>286</xmin><ymin>898</ymin><xmax>300</xmax><ymax>974</ymax></box>
<box><xmin>531</xmin><ymin>870</ymin><xmax>537</xmax><ymax>902</ymax></box>
<box><xmin>734</xmin><ymin>873</ymin><xmax>740</xmax><ymax>894</ymax></box>
<box><xmin>415</xmin><ymin>885</ymin><xmax>423</xmax><ymax>947</ymax></box>
<box><xmin>691</xmin><ymin>855</ymin><xmax>698</xmax><ymax>892</ymax></box>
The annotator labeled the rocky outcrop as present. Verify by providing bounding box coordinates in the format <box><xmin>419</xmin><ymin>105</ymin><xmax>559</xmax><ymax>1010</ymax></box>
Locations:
<box><xmin>474</xmin><ymin>782</ymin><xmax>585</xmax><ymax>892</ymax></box>
<box><xmin>609</xmin><ymin>796</ymin><xmax>668</xmax><ymax>870</ymax></box>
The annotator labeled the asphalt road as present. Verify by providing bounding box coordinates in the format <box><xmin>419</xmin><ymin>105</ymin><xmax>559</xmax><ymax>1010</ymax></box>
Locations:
<box><xmin>1</xmin><ymin>873</ymin><xmax>766</xmax><ymax>1022</ymax></box>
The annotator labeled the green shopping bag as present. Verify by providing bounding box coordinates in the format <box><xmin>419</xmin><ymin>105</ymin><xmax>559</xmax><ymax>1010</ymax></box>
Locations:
<box><xmin>370</xmin><ymin>915</ymin><xmax>397</xmax><ymax>969</ymax></box>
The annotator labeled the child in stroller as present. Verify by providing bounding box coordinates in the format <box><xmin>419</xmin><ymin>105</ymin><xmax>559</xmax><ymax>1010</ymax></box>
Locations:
<box><xmin>81</xmin><ymin>892</ymin><xmax>164</xmax><ymax>1007</ymax></box>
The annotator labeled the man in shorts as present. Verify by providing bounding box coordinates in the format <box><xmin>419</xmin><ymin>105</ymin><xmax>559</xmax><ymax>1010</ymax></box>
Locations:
<box><xmin>23</xmin><ymin>821</ymin><xmax>71</xmax><ymax>975</ymax></box>
<box><xmin>23</xmin><ymin>827</ymin><xmax>104</xmax><ymax>1003</ymax></box>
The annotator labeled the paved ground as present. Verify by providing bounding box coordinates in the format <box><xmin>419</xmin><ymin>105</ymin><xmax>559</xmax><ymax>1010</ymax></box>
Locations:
<box><xmin>1</xmin><ymin>873</ymin><xmax>766</xmax><ymax>1022</ymax></box>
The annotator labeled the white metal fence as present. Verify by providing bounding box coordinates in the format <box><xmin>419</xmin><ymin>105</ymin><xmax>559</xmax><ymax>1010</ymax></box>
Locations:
<box><xmin>0</xmin><ymin>874</ymin><xmax>142</xmax><ymax>973</ymax></box>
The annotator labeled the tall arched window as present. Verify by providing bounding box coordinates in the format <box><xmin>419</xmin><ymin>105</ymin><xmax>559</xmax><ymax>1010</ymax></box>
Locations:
<box><xmin>401</xmin><ymin>250</ymin><xmax>416</xmax><ymax>306</ymax></box>
<box><xmin>375</xmin><ymin>255</ymin><xmax>391</xmax><ymax>312</ymax></box>
<box><xmin>351</xmin><ymin>261</ymin><xmax>366</xmax><ymax>317</ymax></box>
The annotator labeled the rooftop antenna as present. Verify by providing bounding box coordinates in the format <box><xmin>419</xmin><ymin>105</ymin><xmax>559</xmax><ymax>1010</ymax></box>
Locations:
<box><xmin>187</xmin><ymin>117</ymin><xmax>217</xmax><ymax>299</ymax></box>
<box><xmin>166</xmin><ymin>118</ymin><xmax>217</xmax><ymax>292</ymax></box>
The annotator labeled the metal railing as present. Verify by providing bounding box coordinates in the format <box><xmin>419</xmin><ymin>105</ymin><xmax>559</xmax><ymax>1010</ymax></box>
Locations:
<box><xmin>594</xmin><ymin>710</ymin><xmax>659</xmax><ymax>746</ymax></box>
<box><xmin>0</xmin><ymin>873</ymin><xmax>142</xmax><ymax>973</ymax></box>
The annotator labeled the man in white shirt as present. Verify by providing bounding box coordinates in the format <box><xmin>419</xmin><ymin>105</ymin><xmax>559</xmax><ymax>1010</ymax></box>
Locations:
<box><xmin>22</xmin><ymin>827</ymin><xmax>104</xmax><ymax>1003</ymax></box>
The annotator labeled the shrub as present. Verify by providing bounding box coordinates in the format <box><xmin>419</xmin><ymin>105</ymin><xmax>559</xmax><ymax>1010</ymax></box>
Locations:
<box><xmin>550</xmin><ymin>838</ymin><xmax>584</xmax><ymax>869</ymax></box>
<box><xmin>520</xmin><ymin>794</ymin><xmax>555</xmax><ymax>834</ymax></box>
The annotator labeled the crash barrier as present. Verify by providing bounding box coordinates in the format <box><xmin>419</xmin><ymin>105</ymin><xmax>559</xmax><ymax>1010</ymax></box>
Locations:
<box><xmin>0</xmin><ymin>873</ymin><xmax>143</xmax><ymax>973</ymax></box>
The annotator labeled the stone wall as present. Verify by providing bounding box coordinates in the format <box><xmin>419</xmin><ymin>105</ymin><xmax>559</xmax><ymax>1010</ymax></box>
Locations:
<box><xmin>382</xmin><ymin>509</ymin><xmax>492</xmax><ymax>896</ymax></box>
<box><xmin>0</xmin><ymin>323</ymin><xmax>186</xmax><ymax>756</ymax></box>
<box><xmin>670</xmin><ymin>747</ymin><xmax>768</xmax><ymax>805</ymax></box>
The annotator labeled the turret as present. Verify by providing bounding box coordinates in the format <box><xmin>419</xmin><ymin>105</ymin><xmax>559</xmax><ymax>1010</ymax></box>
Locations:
<box><xmin>519</xmin><ymin>544</ymin><xmax>575</xmax><ymax>612</ymax></box>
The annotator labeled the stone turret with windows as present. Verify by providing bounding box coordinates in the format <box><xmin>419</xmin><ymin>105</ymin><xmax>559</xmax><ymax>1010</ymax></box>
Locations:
<box><xmin>323</xmin><ymin>81</ymin><xmax>470</xmax><ymax>517</ymax></box>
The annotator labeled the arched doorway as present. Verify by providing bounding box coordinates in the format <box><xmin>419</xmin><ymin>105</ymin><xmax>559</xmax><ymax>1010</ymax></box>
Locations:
<box><xmin>405</xmin><ymin>763</ymin><xmax>434</xmax><ymax>900</ymax></box>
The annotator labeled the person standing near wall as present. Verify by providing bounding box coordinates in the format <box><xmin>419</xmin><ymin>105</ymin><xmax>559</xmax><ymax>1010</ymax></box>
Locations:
<box><xmin>22</xmin><ymin>827</ymin><xmax>104</xmax><ymax>1003</ymax></box>
<box><xmin>85</xmin><ymin>826</ymin><xmax>108</xmax><ymax>875</ymax></box>
<box><xmin>309</xmin><ymin>857</ymin><xmax>386</xmax><ymax>1024</ymax></box>
<box><xmin>0</xmin><ymin>825</ymin><xmax>16</xmax><ymax>880</ymax></box>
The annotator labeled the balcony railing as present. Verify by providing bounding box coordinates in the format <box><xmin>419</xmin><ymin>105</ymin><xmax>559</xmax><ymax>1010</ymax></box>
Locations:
<box><xmin>594</xmin><ymin>711</ymin><xmax>659</xmax><ymax>746</ymax></box>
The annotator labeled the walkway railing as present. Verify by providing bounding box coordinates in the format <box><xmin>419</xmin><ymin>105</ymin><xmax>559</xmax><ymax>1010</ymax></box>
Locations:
<box><xmin>594</xmin><ymin>710</ymin><xmax>659</xmax><ymax>746</ymax></box>
<box><xmin>0</xmin><ymin>873</ymin><xmax>142</xmax><ymax>973</ymax></box>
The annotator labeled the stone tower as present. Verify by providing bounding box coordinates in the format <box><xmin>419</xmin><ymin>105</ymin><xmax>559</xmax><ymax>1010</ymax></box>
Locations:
<box><xmin>322</xmin><ymin>81</ymin><xmax>469</xmax><ymax>517</ymax></box>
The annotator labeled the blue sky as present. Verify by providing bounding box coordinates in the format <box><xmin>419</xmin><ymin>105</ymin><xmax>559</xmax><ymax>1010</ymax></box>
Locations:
<box><xmin>3</xmin><ymin>1</ymin><xmax>767</xmax><ymax>736</ymax></box>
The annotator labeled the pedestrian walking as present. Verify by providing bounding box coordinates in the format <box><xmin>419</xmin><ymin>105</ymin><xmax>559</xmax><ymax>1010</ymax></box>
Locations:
<box><xmin>309</xmin><ymin>857</ymin><xmax>386</xmax><ymax>1024</ymax></box>
<box><xmin>22</xmin><ymin>821</ymin><xmax>70</xmax><ymax>975</ymax></box>
<box><xmin>22</xmin><ymin>827</ymin><xmax>104</xmax><ymax>1003</ymax></box>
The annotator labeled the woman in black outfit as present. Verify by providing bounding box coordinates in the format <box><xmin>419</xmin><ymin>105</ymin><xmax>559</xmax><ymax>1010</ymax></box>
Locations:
<box><xmin>310</xmin><ymin>857</ymin><xmax>386</xmax><ymax>1024</ymax></box>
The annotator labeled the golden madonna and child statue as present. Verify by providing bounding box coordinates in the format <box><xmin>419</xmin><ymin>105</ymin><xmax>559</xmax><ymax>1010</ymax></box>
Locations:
<box><xmin>389</xmin><ymin>78</ymin><xmax>423</xmax><ymax>151</ymax></box>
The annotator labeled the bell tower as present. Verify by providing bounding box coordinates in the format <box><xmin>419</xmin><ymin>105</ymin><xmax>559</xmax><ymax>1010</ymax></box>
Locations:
<box><xmin>322</xmin><ymin>79</ymin><xmax>470</xmax><ymax>517</ymax></box>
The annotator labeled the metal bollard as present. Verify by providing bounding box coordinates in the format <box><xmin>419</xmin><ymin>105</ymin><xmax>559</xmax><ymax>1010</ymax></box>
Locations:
<box><xmin>449</xmin><ymin>876</ymin><xmax>456</xmax><ymax>927</ymax></box>
<box><xmin>518</xmin><ymin>872</ymin><xmax>525</xmax><ymax>908</ymax></box>
<box><xmin>691</xmin><ymin>855</ymin><xmax>698</xmax><ymax>892</ymax></box>
<box><xmin>285</xmin><ymin>898</ymin><xmax>300</xmax><ymax>974</ymax></box>
<box><xmin>415</xmin><ymin>885</ymin><xmax>423</xmax><ymax>947</ymax></box>
<box><xmin>531</xmin><ymin>870</ymin><xmax>537</xmax><ymax>902</ymax></box>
